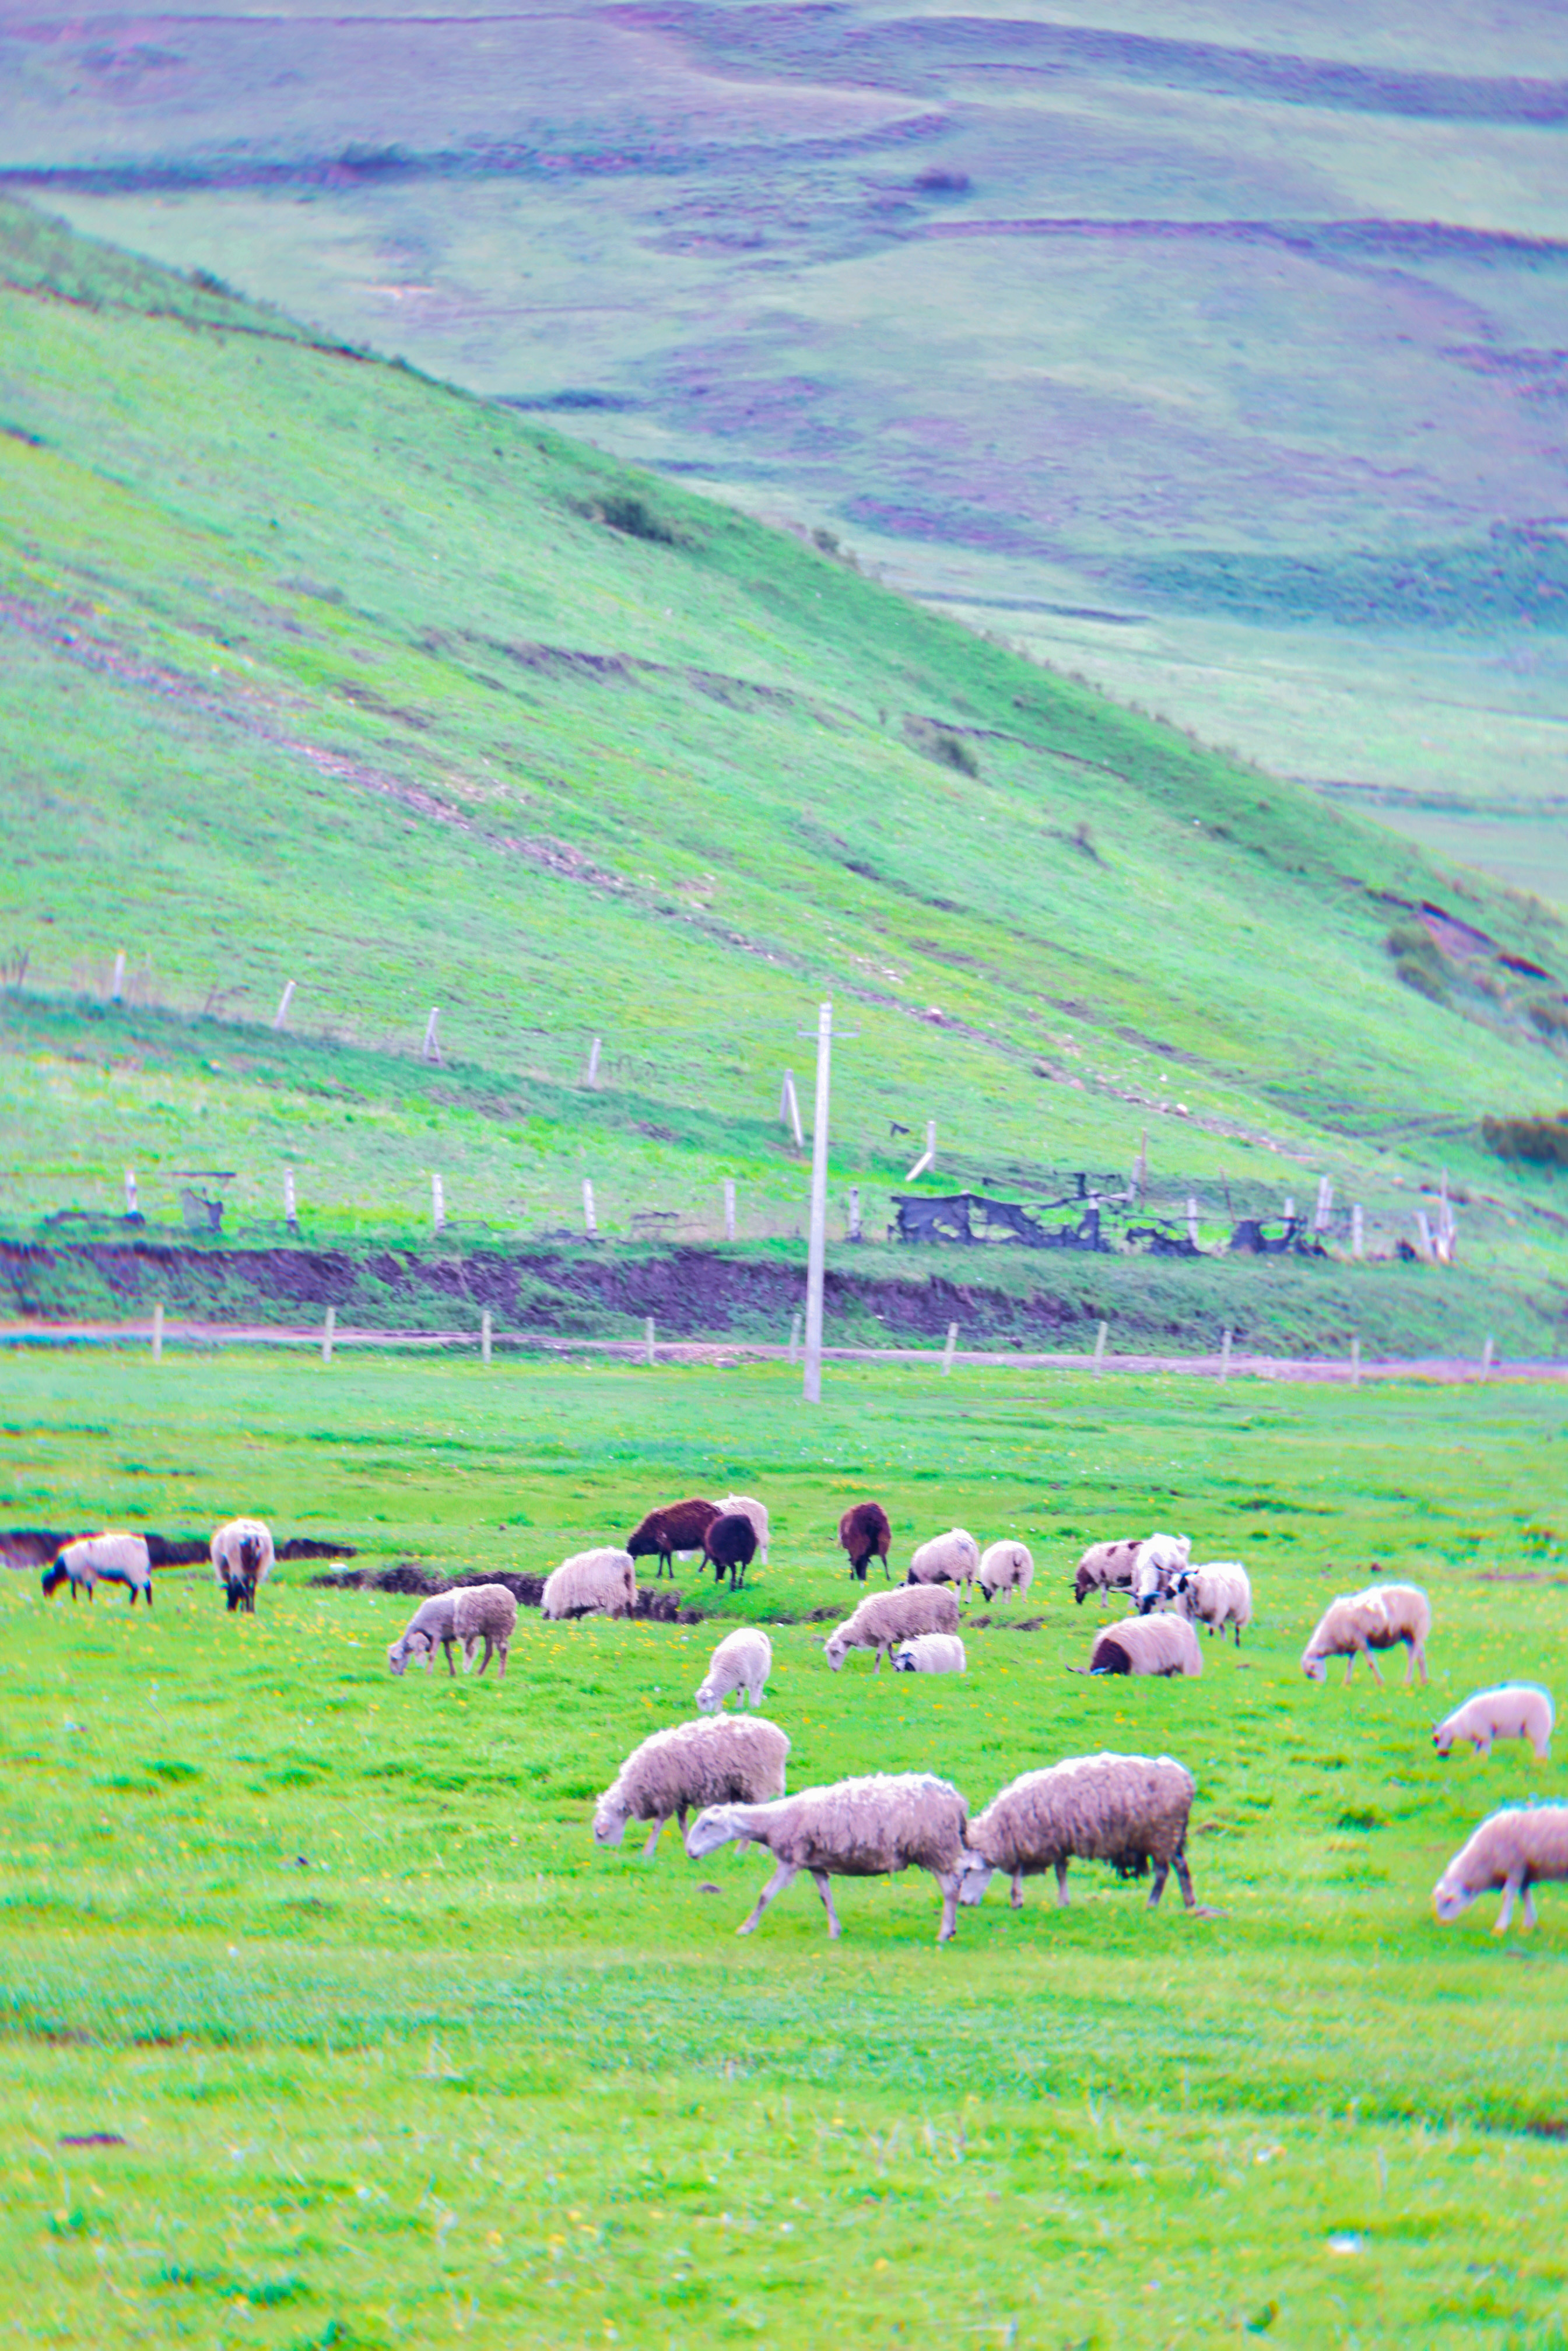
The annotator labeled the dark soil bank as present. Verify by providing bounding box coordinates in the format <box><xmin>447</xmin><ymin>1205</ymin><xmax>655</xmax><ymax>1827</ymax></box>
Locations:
<box><xmin>0</xmin><ymin>1237</ymin><xmax>1556</xmax><ymax>1357</ymax></box>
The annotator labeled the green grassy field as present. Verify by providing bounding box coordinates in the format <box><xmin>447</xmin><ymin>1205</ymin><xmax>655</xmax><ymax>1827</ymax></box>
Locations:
<box><xmin>4</xmin><ymin>1348</ymin><xmax>1567</xmax><ymax>2345</ymax></box>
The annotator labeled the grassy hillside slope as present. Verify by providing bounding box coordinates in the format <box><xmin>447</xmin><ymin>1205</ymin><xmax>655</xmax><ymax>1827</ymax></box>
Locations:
<box><xmin>2</xmin><ymin>198</ymin><xmax>1565</xmax><ymax>1345</ymax></box>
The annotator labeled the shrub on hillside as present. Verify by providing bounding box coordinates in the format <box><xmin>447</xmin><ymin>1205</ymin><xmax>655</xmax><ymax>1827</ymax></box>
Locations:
<box><xmin>903</xmin><ymin>717</ymin><xmax>980</xmax><ymax>777</ymax></box>
<box><xmin>581</xmin><ymin>493</ymin><xmax>682</xmax><ymax>546</ymax></box>
<box><xmin>1481</xmin><ymin>1111</ymin><xmax>1568</xmax><ymax>1167</ymax></box>
<box><xmin>1385</xmin><ymin>925</ymin><xmax>1450</xmax><ymax>1003</ymax></box>
<box><xmin>1528</xmin><ymin>1000</ymin><xmax>1568</xmax><ymax>1042</ymax></box>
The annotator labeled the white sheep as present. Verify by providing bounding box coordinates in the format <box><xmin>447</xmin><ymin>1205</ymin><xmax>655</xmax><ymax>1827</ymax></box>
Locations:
<box><xmin>892</xmin><ymin>1633</ymin><xmax>967</xmax><ymax>1675</ymax></box>
<box><xmin>1074</xmin><ymin>1538</ymin><xmax>1141</xmax><ymax>1606</ymax></box>
<box><xmin>907</xmin><ymin>1528</ymin><xmax>979</xmax><ymax>1593</ymax></box>
<box><xmin>696</xmin><ymin>1626</ymin><xmax>773</xmax><ymax>1713</ymax></box>
<box><xmin>541</xmin><ymin>1546</ymin><xmax>637</xmax><ymax>1621</ymax></box>
<box><xmin>1172</xmin><ymin>1561</ymin><xmax>1252</xmax><ymax>1646</ymax></box>
<box><xmin>387</xmin><ymin>1590</ymin><xmax>457</xmax><ymax>1675</ymax></box>
<box><xmin>977</xmin><ymin>1540</ymin><xmax>1033</xmax><ymax>1604</ymax></box>
<box><xmin>1132</xmin><ymin>1532</ymin><xmax>1191</xmax><ymax>1613</ymax></box>
<box><xmin>685</xmin><ymin>1771</ymin><xmax>971</xmax><ymax>1942</ymax></box>
<box><xmin>594</xmin><ymin>1715</ymin><xmax>789</xmax><ymax>1858</ymax></box>
<box><xmin>825</xmin><ymin>1584</ymin><xmax>960</xmax><ymax>1672</ymax></box>
<box><xmin>716</xmin><ymin>1494</ymin><xmax>770</xmax><ymax>1566</ymax></box>
<box><xmin>959</xmin><ymin>1752</ymin><xmax>1197</xmax><ymax>1912</ymax></box>
<box><xmin>454</xmin><ymin>1584</ymin><xmax>518</xmax><ymax>1678</ymax></box>
<box><xmin>1088</xmin><ymin>1615</ymin><xmax>1203</xmax><ymax>1677</ymax></box>
<box><xmin>210</xmin><ymin>1517</ymin><xmax>275</xmax><ymax>1615</ymax></box>
<box><xmin>1433</xmin><ymin>1685</ymin><xmax>1553</xmax><ymax>1763</ymax></box>
<box><xmin>43</xmin><ymin>1532</ymin><xmax>152</xmax><ymax>1608</ymax></box>
<box><xmin>1302</xmin><ymin>1583</ymin><xmax>1430</xmax><ymax>1687</ymax></box>
<box><xmin>1433</xmin><ymin>1804</ymin><xmax>1568</xmax><ymax>1933</ymax></box>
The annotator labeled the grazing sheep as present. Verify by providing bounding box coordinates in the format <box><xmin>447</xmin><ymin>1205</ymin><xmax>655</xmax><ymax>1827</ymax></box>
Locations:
<box><xmin>825</xmin><ymin>1584</ymin><xmax>960</xmax><ymax>1672</ymax></box>
<box><xmin>542</xmin><ymin>1547</ymin><xmax>637</xmax><ymax>1621</ymax></box>
<box><xmin>1302</xmin><ymin>1583</ymin><xmax>1430</xmax><ymax>1687</ymax></box>
<box><xmin>892</xmin><ymin>1633</ymin><xmax>967</xmax><ymax>1675</ymax></box>
<box><xmin>704</xmin><ymin>1511</ymin><xmax>758</xmax><ymax>1591</ymax></box>
<box><xmin>716</xmin><ymin>1494</ymin><xmax>770</xmax><ymax>1566</ymax></box>
<box><xmin>1132</xmin><ymin>1532</ymin><xmax>1191</xmax><ymax>1614</ymax></box>
<box><xmin>454</xmin><ymin>1584</ymin><xmax>518</xmax><ymax>1678</ymax></box>
<box><xmin>959</xmin><ymin>1752</ymin><xmax>1197</xmax><ymax>1912</ymax></box>
<box><xmin>42</xmin><ymin>1532</ymin><xmax>152</xmax><ymax>1608</ymax></box>
<box><xmin>685</xmin><ymin>1772</ymin><xmax>971</xmax><ymax>1942</ymax></box>
<box><xmin>1172</xmin><ymin>1562</ymin><xmax>1252</xmax><ymax>1647</ymax></box>
<box><xmin>210</xmin><ymin>1516</ymin><xmax>275</xmax><ymax>1615</ymax></box>
<box><xmin>594</xmin><ymin>1714</ymin><xmax>789</xmax><ymax>1858</ymax></box>
<box><xmin>1088</xmin><ymin>1615</ymin><xmax>1203</xmax><ymax>1677</ymax></box>
<box><xmin>696</xmin><ymin>1627</ymin><xmax>773</xmax><ymax>1713</ymax></box>
<box><xmin>907</xmin><ymin>1528</ymin><xmax>980</xmax><ymax>1593</ymax></box>
<box><xmin>1074</xmin><ymin>1537</ymin><xmax>1141</xmax><ymax>1607</ymax></box>
<box><xmin>839</xmin><ymin>1501</ymin><xmax>892</xmax><ymax>1584</ymax></box>
<box><xmin>1433</xmin><ymin>1804</ymin><xmax>1568</xmax><ymax>1934</ymax></box>
<box><xmin>1433</xmin><ymin>1685</ymin><xmax>1553</xmax><ymax>1763</ymax></box>
<box><xmin>388</xmin><ymin>1590</ymin><xmax>458</xmax><ymax>1675</ymax></box>
<box><xmin>977</xmin><ymin>1540</ymin><xmax>1034</xmax><ymax>1604</ymax></box>
<box><xmin>627</xmin><ymin>1499</ymin><xmax>720</xmax><ymax>1581</ymax></box>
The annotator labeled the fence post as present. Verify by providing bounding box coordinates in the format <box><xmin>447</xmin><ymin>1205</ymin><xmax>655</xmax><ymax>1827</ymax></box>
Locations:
<box><xmin>906</xmin><ymin>1120</ymin><xmax>936</xmax><ymax>1183</ymax></box>
<box><xmin>431</xmin><ymin>1173</ymin><xmax>446</xmax><ymax>1233</ymax></box>
<box><xmin>942</xmin><ymin>1321</ymin><xmax>958</xmax><ymax>1375</ymax></box>
<box><xmin>1481</xmin><ymin>1333</ymin><xmax>1495</xmax><ymax>1382</ymax></box>
<box><xmin>583</xmin><ymin>1178</ymin><xmax>598</xmax><ymax>1238</ymax></box>
<box><xmin>645</xmin><ymin>1315</ymin><xmax>656</xmax><ymax>1366</ymax></box>
<box><xmin>1092</xmin><ymin>1320</ymin><xmax>1107</xmax><ymax>1377</ymax></box>
<box><xmin>1350</xmin><ymin>1334</ymin><xmax>1361</xmax><ymax>1388</ymax></box>
<box><xmin>1351</xmin><ymin>1203</ymin><xmax>1364</xmax><ymax>1260</ymax></box>
<box><xmin>585</xmin><ymin>1036</ymin><xmax>602</xmax><ymax>1089</ymax></box>
<box><xmin>1314</xmin><ymin>1176</ymin><xmax>1334</xmax><ymax>1233</ymax></box>
<box><xmin>273</xmin><ymin>979</ymin><xmax>296</xmax><ymax>1032</ymax></box>
<box><xmin>1131</xmin><ymin>1127</ymin><xmax>1148</xmax><ymax>1202</ymax></box>
<box><xmin>322</xmin><ymin>1305</ymin><xmax>335</xmax><ymax>1364</ymax></box>
<box><xmin>481</xmin><ymin>1309</ymin><xmax>492</xmax><ymax>1366</ymax></box>
<box><xmin>724</xmin><ymin>1178</ymin><xmax>736</xmax><ymax>1243</ymax></box>
<box><xmin>1186</xmin><ymin>1196</ymin><xmax>1199</xmax><ymax>1248</ymax></box>
<box><xmin>151</xmin><ymin>1301</ymin><xmax>163</xmax><ymax>1363</ymax></box>
<box><xmin>1219</xmin><ymin>1326</ymin><xmax>1232</xmax><ymax>1383</ymax></box>
<box><xmin>110</xmin><ymin>950</ymin><xmax>126</xmax><ymax>1002</ymax></box>
<box><xmin>787</xmin><ymin>1310</ymin><xmax>801</xmax><ymax>1365</ymax></box>
<box><xmin>848</xmin><ymin>1185</ymin><xmax>862</xmax><ymax>1243</ymax></box>
<box><xmin>1283</xmin><ymin>1195</ymin><xmax>1296</xmax><ymax>1222</ymax></box>
<box><xmin>1415</xmin><ymin>1210</ymin><xmax>1434</xmax><ymax>1261</ymax></box>
<box><xmin>780</xmin><ymin>1071</ymin><xmax>803</xmax><ymax>1149</ymax></box>
<box><xmin>284</xmin><ymin>1167</ymin><xmax>298</xmax><ymax>1231</ymax></box>
<box><xmin>124</xmin><ymin>1169</ymin><xmax>138</xmax><ymax>1217</ymax></box>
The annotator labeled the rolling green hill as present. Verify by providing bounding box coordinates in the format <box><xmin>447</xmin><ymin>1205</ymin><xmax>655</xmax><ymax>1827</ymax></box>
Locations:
<box><xmin>1</xmin><ymin>196</ymin><xmax>1565</xmax><ymax>1348</ymax></box>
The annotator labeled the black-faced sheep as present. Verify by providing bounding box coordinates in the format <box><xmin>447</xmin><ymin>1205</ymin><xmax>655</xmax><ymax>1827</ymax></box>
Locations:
<box><xmin>626</xmin><ymin>1499</ymin><xmax>720</xmax><ymax>1580</ymax></box>
<box><xmin>1302</xmin><ymin>1583</ymin><xmax>1430</xmax><ymax>1687</ymax></box>
<box><xmin>593</xmin><ymin>1715</ymin><xmax>789</xmax><ymax>1858</ymax></box>
<box><xmin>1433</xmin><ymin>1685</ymin><xmax>1553</xmax><ymax>1763</ymax></box>
<box><xmin>211</xmin><ymin>1517</ymin><xmax>275</xmax><ymax>1614</ymax></box>
<box><xmin>892</xmin><ymin>1633</ymin><xmax>966</xmax><ymax>1675</ymax></box>
<box><xmin>825</xmin><ymin>1584</ymin><xmax>960</xmax><ymax>1672</ymax></box>
<box><xmin>1132</xmin><ymin>1532</ymin><xmax>1191</xmax><ymax>1613</ymax></box>
<box><xmin>542</xmin><ymin>1548</ymin><xmax>637</xmax><ymax>1620</ymax></box>
<box><xmin>1171</xmin><ymin>1561</ymin><xmax>1251</xmax><ymax>1645</ymax></box>
<box><xmin>907</xmin><ymin>1528</ymin><xmax>978</xmax><ymax>1592</ymax></box>
<box><xmin>1433</xmin><ymin>1804</ymin><xmax>1568</xmax><ymax>1933</ymax></box>
<box><xmin>1088</xmin><ymin>1615</ymin><xmax>1203</xmax><ymax>1677</ymax></box>
<box><xmin>839</xmin><ymin>1501</ymin><xmax>892</xmax><ymax>1584</ymax></box>
<box><xmin>1074</xmin><ymin>1537</ymin><xmax>1141</xmax><ymax>1606</ymax></box>
<box><xmin>685</xmin><ymin>1771</ymin><xmax>971</xmax><ymax>1942</ymax></box>
<box><xmin>959</xmin><ymin>1752</ymin><xmax>1197</xmax><ymax>1912</ymax></box>
<box><xmin>696</xmin><ymin>1627</ymin><xmax>772</xmax><ymax>1713</ymax></box>
<box><xmin>43</xmin><ymin>1532</ymin><xmax>152</xmax><ymax>1608</ymax></box>
<box><xmin>704</xmin><ymin>1510</ymin><xmax>758</xmax><ymax>1591</ymax></box>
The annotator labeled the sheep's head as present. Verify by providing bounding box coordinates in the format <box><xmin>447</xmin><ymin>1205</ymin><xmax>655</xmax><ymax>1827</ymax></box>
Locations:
<box><xmin>891</xmin><ymin>1646</ymin><xmax>916</xmax><ymax>1673</ymax></box>
<box><xmin>694</xmin><ymin>1680</ymin><xmax>721</xmax><ymax>1715</ymax></box>
<box><xmin>41</xmin><ymin>1557</ymin><xmax>67</xmax><ymax>1598</ymax></box>
<box><xmin>387</xmin><ymin>1638</ymin><xmax>409</xmax><ymax>1676</ymax></box>
<box><xmin>956</xmin><ymin>1849</ymin><xmax>994</xmax><ymax>1905</ymax></box>
<box><xmin>1300</xmin><ymin>1646</ymin><xmax>1327</xmax><ymax>1683</ymax></box>
<box><xmin>592</xmin><ymin>1790</ymin><xmax>630</xmax><ymax>1847</ymax></box>
<box><xmin>1432</xmin><ymin>1866</ymin><xmax>1476</xmax><ymax>1922</ymax></box>
<box><xmin>684</xmin><ymin>1803</ymin><xmax>739</xmax><ymax>1859</ymax></box>
<box><xmin>1432</xmin><ymin>1723</ymin><xmax>1453</xmax><ymax>1756</ymax></box>
<box><xmin>823</xmin><ymin>1634</ymin><xmax>849</xmax><ymax>1672</ymax></box>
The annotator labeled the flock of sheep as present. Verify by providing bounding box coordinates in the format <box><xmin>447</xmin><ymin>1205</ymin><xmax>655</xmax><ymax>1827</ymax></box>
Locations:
<box><xmin>40</xmin><ymin>1504</ymin><xmax>1565</xmax><ymax>1941</ymax></box>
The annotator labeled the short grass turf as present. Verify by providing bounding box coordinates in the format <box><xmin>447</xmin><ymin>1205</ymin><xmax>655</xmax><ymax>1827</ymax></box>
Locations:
<box><xmin>3</xmin><ymin>1350</ymin><xmax>1568</xmax><ymax>2348</ymax></box>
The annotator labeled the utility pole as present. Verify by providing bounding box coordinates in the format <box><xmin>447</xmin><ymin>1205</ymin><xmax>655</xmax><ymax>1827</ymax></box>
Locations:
<box><xmin>801</xmin><ymin>999</ymin><xmax>856</xmax><ymax>1405</ymax></box>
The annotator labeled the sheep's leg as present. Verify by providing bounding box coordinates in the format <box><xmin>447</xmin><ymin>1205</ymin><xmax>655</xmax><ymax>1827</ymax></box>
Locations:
<box><xmin>872</xmin><ymin>1645</ymin><xmax>885</xmax><ymax>1675</ymax></box>
<box><xmin>1408</xmin><ymin>1639</ymin><xmax>1426</xmax><ymax>1688</ymax></box>
<box><xmin>1014</xmin><ymin>1868</ymin><xmax>1029</xmax><ymax>1910</ymax></box>
<box><xmin>1053</xmin><ymin>1862</ymin><xmax>1069</xmax><ymax>1908</ymax></box>
<box><xmin>1233</xmin><ymin>1622</ymin><xmax>1241</xmax><ymax>1647</ymax></box>
<box><xmin>811</xmin><ymin>1869</ymin><xmax>843</xmax><ymax>1939</ymax></box>
<box><xmin>495</xmin><ymin>1640</ymin><xmax>508</xmax><ymax>1682</ymax></box>
<box><xmin>1173</xmin><ymin>1848</ymin><xmax>1196</xmax><ymax>1909</ymax></box>
<box><xmin>1522</xmin><ymin>1883</ymin><xmax>1539</xmax><ymax>1930</ymax></box>
<box><xmin>1149</xmin><ymin>1860</ymin><xmax>1169</xmax><ymax>1907</ymax></box>
<box><xmin>935</xmin><ymin>1871</ymin><xmax>960</xmax><ymax>1943</ymax></box>
<box><xmin>738</xmin><ymin>1861</ymin><xmax>797</xmax><ymax>1935</ymax></box>
<box><xmin>643</xmin><ymin>1816</ymin><xmax>666</xmax><ymax>1859</ymax></box>
<box><xmin>444</xmin><ymin>1636</ymin><xmax>458</xmax><ymax>1678</ymax></box>
<box><xmin>1495</xmin><ymin>1873</ymin><xmax>1523</xmax><ymax>1934</ymax></box>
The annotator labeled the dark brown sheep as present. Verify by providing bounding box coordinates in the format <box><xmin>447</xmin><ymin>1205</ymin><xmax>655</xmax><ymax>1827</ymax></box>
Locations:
<box><xmin>839</xmin><ymin>1502</ymin><xmax>892</xmax><ymax>1585</ymax></box>
<box><xmin>627</xmin><ymin>1497</ymin><xmax>720</xmax><ymax>1580</ymax></box>
<box><xmin>704</xmin><ymin>1511</ymin><xmax>759</xmax><ymax>1592</ymax></box>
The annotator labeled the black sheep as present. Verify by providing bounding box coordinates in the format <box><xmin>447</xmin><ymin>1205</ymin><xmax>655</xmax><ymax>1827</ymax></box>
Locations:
<box><xmin>704</xmin><ymin>1511</ymin><xmax>758</xmax><ymax>1592</ymax></box>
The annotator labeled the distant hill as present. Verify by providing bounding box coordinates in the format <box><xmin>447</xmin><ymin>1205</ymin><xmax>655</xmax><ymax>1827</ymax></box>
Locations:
<box><xmin>0</xmin><ymin>198</ymin><xmax>1564</xmax><ymax>1345</ymax></box>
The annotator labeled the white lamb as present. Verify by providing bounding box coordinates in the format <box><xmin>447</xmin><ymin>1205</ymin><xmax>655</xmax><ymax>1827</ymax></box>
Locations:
<box><xmin>594</xmin><ymin>1715</ymin><xmax>789</xmax><ymax>1857</ymax></box>
<box><xmin>541</xmin><ymin>1546</ymin><xmax>637</xmax><ymax>1620</ymax></box>
<box><xmin>907</xmin><ymin>1529</ymin><xmax>979</xmax><ymax>1592</ymax></box>
<box><xmin>685</xmin><ymin>1772</ymin><xmax>971</xmax><ymax>1942</ymax></box>
<box><xmin>1302</xmin><ymin>1583</ymin><xmax>1430</xmax><ymax>1686</ymax></box>
<box><xmin>387</xmin><ymin>1585</ymin><xmax>517</xmax><ymax>1676</ymax></box>
<box><xmin>1433</xmin><ymin>1685</ymin><xmax>1553</xmax><ymax>1763</ymax></box>
<box><xmin>696</xmin><ymin>1627</ymin><xmax>773</xmax><ymax>1713</ymax></box>
<box><xmin>1433</xmin><ymin>1805</ymin><xmax>1568</xmax><ymax>1934</ymax></box>
<box><xmin>825</xmin><ymin>1584</ymin><xmax>960</xmax><ymax>1672</ymax></box>
<box><xmin>977</xmin><ymin>1540</ymin><xmax>1033</xmax><ymax>1604</ymax></box>
<box><xmin>43</xmin><ymin>1532</ymin><xmax>152</xmax><ymax>1608</ymax></box>
<box><xmin>1132</xmin><ymin>1532</ymin><xmax>1191</xmax><ymax>1613</ymax></box>
<box><xmin>716</xmin><ymin>1494</ymin><xmax>770</xmax><ymax>1566</ymax></box>
<box><xmin>1171</xmin><ymin>1561</ymin><xmax>1252</xmax><ymax>1646</ymax></box>
<box><xmin>210</xmin><ymin>1516</ymin><xmax>275</xmax><ymax>1615</ymax></box>
<box><xmin>892</xmin><ymin>1633</ymin><xmax>967</xmax><ymax>1675</ymax></box>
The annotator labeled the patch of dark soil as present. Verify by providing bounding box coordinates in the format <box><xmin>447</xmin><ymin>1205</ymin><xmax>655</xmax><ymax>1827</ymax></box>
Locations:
<box><xmin>967</xmin><ymin>1613</ymin><xmax>1044</xmax><ymax>1631</ymax></box>
<box><xmin>314</xmin><ymin>1560</ymin><xmax>443</xmax><ymax>1595</ymax></box>
<box><xmin>1523</xmin><ymin>2116</ymin><xmax>1568</xmax><ymax>2140</ymax></box>
<box><xmin>0</xmin><ymin>1528</ymin><xmax>71</xmax><ymax>1568</ymax></box>
<box><xmin>144</xmin><ymin>1536</ymin><xmax>209</xmax><ymax>1566</ymax></box>
<box><xmin>278</xmin><ymin>1536</ymin><xmax>357</xmax><ymax>1560</ymax></box>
